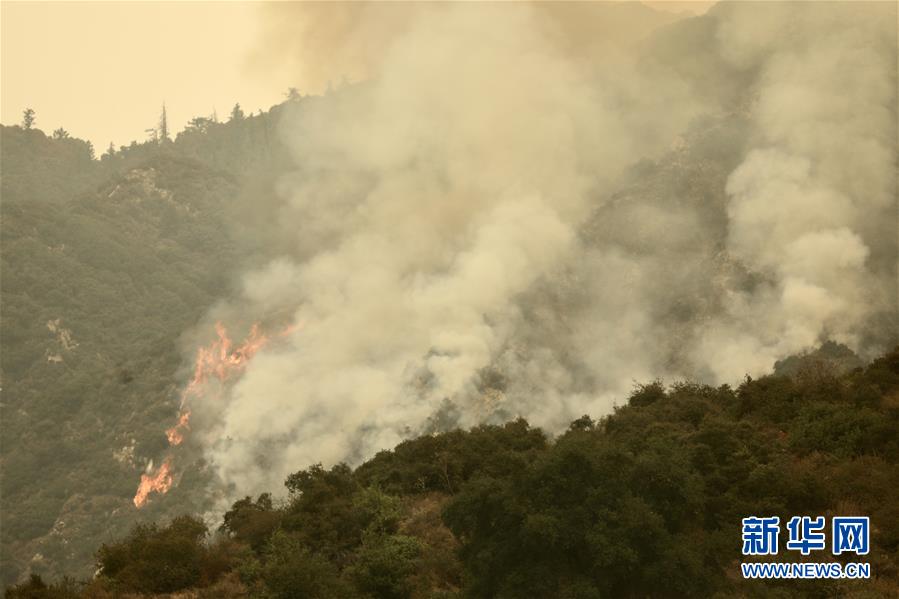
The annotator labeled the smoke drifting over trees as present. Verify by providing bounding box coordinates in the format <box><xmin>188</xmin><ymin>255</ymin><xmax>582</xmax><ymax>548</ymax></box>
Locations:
<box><xmin>186</xmin><ymin>2</ymin><xmax>898</xmax><ymax>501</ymax></box>
<box><xmin>3</xmin><ymin>1</ymin><xmax>898</xmax><ymax>592</ymax></box>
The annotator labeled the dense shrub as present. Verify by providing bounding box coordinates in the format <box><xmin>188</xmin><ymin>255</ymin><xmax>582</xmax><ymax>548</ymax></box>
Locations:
<box><xmin>95</xmin><ymin>515</ymin><xmax>210</xmax><ymax>594</ymax></box>
<box><xmin>9</xmin><ymin>346</ymin><xmax>899</xmax><ymax>598</ymax></box>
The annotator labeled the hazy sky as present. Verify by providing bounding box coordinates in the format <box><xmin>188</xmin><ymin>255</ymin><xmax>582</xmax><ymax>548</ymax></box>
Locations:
<box><xmin>1</xmin><ymin>1</ymin><xmax>291</xmax><ymax>150</ymax></box>
<box><xmin>1</xmin><ymin>1</ymin><xmax>713</xmax><ymax>151</ymax></box>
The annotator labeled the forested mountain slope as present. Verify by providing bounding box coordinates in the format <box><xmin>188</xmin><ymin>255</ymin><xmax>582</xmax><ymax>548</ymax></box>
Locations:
<box><xmin>1</xmin><ymin>89</ymin><xmax>894</xmax><ymax>590</ymax></box>
<box><xmin>0</xmin><ymin>96</ymin><xmax>307</xmax><ymax>587</ymax></box>
<box><xmin>2</xmin><ymin>3</ymin><xmax>896</xmax><ymax>590</ymax></box>
<box><xmin>0</xmin><ymin>154</ymin><xmax>240</xmax><ymax>585</ymax></box>
<box><xmin>7</xmin><ymin>345</ymin><xmax>899</xmax><ymax>598</ymax></box>
<box><xmin>0</xmin><ymin>127</ymin><xmax>100</xmax><ymax>205</ymax></box>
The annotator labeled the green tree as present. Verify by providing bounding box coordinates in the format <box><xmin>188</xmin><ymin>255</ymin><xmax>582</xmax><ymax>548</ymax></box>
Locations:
<box><xmin>260</xmin><ymin>531</ymin><xmax>355</xmax><ymax>599</ymax></box>
<box><xmin>159</xmin><ymin>103</ymin><xmax>170</xmax><ymax>141</ymax></box>
<box><xmin>221</xmin><ymin>493</ymin><xmax>281</xmax><ymax>553</ymax></box>
<box><xmin>348</xmin><ymin>534</ymin><xmax>421</xmax><ymax>599</ymax></box>
<box><xmin>5</xmin><ymin>574</ymin><xmax>81</xmax><ymax>598</ymax></box>
<box><xmin>21</xmin><ymin>108</ymin><xmax>35</xmax><ymax>129</ymax></box>
<box><xmin>282</xmin><ymin>463</ymin><xmax>366</xmax><ymax>560</ymax></box>
<box><xmin>186</xmin><ymin>115</ymin><xmax>214</xmax><ymax>134</ymax></box>
<box><xmin>96</xmin><ymin>515</ymin><xmax>209</xmax><ymax>594</ymax></box>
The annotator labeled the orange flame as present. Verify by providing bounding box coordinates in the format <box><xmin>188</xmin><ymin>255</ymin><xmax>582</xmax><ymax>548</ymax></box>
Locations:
<box><xmin>133</xmin><ymin>457</ymin><xmax>174</xmax><ymax>508</ymax></box>
<box><xmin>166</xmin><ymin>410</ymin><xmax>191</xmax><ymax>446</ymax></box>
<box><xmin>165</xmin><ymin>323</ymin><xmax>273</xmax><ymax>447</ymax></box>
<box><xmin>184</xmin><ymin>323</ymin><xmax>269</xmax><ymax>397</ymax></box>
<box><xmin>134</xmin><ymin>321</ymin><xmax>298</xmax><ymax>508</ymax></box>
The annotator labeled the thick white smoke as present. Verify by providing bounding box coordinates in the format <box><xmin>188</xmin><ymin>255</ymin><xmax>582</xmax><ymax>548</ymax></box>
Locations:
<box><xmin>695</xmin><ymin>2</ymin><xmax>897</xmax><ymax>380</ymax></box>
<box><xmin>191</xmin><ymin>2</ymin><xmax>896</xmax><ymax>498</ymax></box>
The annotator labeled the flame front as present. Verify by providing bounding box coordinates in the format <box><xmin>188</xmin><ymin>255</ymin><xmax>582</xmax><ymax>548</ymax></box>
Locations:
<box><xmin>133</xmin><ymin>457</ymin><xmax>174</xmax><ymax>508</ymax></box>
<box><xmin>164</xmin><ymin>322</ymin><xmax>275</xmax><ymax>447</ymax></box>
<box><xmin>134</xmin><ymin>321</ymin><xmax>296</xmax><ymax>507</ymax></box>
<box><xmin>166</xmin><ymin>411</ymin><xmax>191</xmax><ymax>445</ymax></box>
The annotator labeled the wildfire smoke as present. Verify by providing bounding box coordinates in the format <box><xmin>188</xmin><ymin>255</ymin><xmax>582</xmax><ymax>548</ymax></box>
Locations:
<box><xmin>134</xmin><ymin>322</ymin><xmax>293</xmax><ymax>507</ymax></box>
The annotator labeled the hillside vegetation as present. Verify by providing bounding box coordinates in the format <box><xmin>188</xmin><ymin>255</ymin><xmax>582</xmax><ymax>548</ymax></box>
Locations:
<box><xmin>3</xmin><ymin>94</ymin><xmax>897</xmax><ymax>595</ymax></box>
<box><xmin>0</xmin><ymin>105</ymin><xmax>294</xmax><ymax>586</ymax></box>
<box><xmin>2</xmin><ymin>4</ymin><xmax>896</xmax><ymax>589</ymax></box>
<box><xmin>6</xmin><ymin>345</ymin><xmax>898</xmax><ymax>598</ymax></box>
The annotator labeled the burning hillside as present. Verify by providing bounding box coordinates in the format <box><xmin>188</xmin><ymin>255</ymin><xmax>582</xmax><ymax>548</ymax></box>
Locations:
<box><xmin>133</xmin><ymin>322</ymin><xmax>295</xmax><ymax>507</ymax></box>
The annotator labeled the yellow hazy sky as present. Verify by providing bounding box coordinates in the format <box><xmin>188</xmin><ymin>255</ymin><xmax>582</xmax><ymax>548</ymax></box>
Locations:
<box><xmin>1</xmin><ymin>1</ymin><xmax>292</xmax><ymax>150</ymax></box>
<box><xmin>1</xmin><ymin>1</ymin><xmax>713</xmax><ymax>151</ymax></box>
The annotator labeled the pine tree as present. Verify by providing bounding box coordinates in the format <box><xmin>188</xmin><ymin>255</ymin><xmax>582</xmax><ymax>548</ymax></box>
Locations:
<box><xmin>159</xmin><ymin>103</ymin><xmax>170</xmax><ymax>142</ymax></box>
<box><xmin>22</xmin><ymin>108</ymin><xmax>35</xmax><ymax>130</ymax></box>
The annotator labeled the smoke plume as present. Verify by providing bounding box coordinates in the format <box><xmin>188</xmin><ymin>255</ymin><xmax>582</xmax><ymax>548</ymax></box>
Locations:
<box><xmin>190</xmin><ymin>2</ymin><xmax>897</xmax><ymax>499</ymax></box>
<box><xmin>695</xmin><ymin>2</ymin><xmax>898</xmax><ymax>380</ymax></box>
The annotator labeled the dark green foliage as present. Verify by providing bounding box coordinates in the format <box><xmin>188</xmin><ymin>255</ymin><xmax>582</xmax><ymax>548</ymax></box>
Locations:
<box><xmin>0</xmin><ymin>153</ymin><xmax>242</xmax><ymax>584</ymax></box>
<box><xmin>22</xmin><ymin>108</ymin><xmax>36</xmax><ymax>129</ymax></box>
<box><xmin>221</xmin><ymin>493</ymin><xmax>282</xmax><ymax>553</ymax></box>
<box><xmin>3</xmin><ymin>107</ymin><xmax>897</xmax><ymax>597</ymax></box>
<box><xmin>282</xmin><ymin>464</ymin><xmax>369</xmax><ymax>562</ymax></box>
<box><xmin>5</xmin><ymin>575</ymin><xmax>81</xmax><ymax>599</ymax></box>
<box><xmin>355</xmin><ymin>418</ymin><xmax>547</xmax><ymax>495</ymax></box>
<box><xmin>627</xmin><ymin>380</ymin><xmax>666</xmax><ymax>407</ymax></box>
<box><xmin>257</xmin><ymin>531</ymin><xmax>356</xmax><ymax>599</ymax></box>
<box><xmin>0</xmin><ymin>126</ymin><xmax>100</xmax><ymax>204</ymax></box>
<box><xmin>441</xmin><ymin>347</ymin><xmax>899</xmax><ymax>598</ymax></box>
<box><xmin>1</xmin><ymin>97</ymin><xmax>292</xmax><ymax>206</ymax></box>
<box><xmin>789</xmin><ymin>403</ymin><xmax>889</xmax><ymax>458</ymax></box>
<box><xmin>91</xmin><ymin>515</ymin><xmax>245</xmax><ymax>595</ymax></box>
<box><xmin>774</xmin><ymin>340</ymin><xmax>864</xmax><ymax>379</ymax></box>
<box><xmin>0</xmin><ymin>102</ymin><xmax>298</xmax><ymax>587</ymax></box>
<box><xmin>11</xmin><ymin>346</ymin><xmax>899</xmax><ymax>598</ymax></box>
<box><xmin>95</xmin><ymin>515</ymin><xmax>208</xmax><ymax>593</ymax></box>
<box><xmin>348</xmin><ymin>534</ymin><xmax>422</xmax><ymax>599</ymax></box>
<box><xmin>441</xmin><ymin>440</ymin><xmax>713</xmax><ymax>598</ymax></box>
